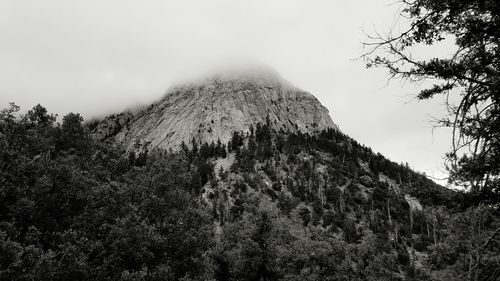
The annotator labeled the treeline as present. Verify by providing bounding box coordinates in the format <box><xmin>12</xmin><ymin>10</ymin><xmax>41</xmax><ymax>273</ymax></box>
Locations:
<box><xmin>0</xmin><ymin>104</ymin><xmax>213</xmax><ymax>280</ymax></box>
<box><xmin>1</xmin><ymin>104</ymin><xmax>499</xmax><ymax>280</ymax></box>
<box><xmin>196</xmin><ymin>117</ymin><xmax>498</xmax><ymax>281</ymax></box>
<box><xmin>223</xmin><ymin>120</ymin><xmax>455</xmax><ymax>208</ymax></box>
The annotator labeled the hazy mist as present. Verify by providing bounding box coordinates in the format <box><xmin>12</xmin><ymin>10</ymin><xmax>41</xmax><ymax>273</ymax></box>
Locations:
<box><xmin>0</xmin><ymin>0</ymin><xmax>453</xmax><ymax>183</ymax></box>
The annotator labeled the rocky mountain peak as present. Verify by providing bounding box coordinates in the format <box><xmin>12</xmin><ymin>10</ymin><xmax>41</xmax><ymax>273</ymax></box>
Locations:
<box><xmin>92</xmin><ymin>67</ymin><xmax>338</xmax><ymax>151</ymax></box>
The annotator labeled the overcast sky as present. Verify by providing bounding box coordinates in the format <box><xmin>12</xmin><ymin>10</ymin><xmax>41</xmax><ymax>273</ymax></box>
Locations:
<box><xmin>0</xmin><ymin>0</ymin><xmax>453</xmax><ymax>183</ymax></box>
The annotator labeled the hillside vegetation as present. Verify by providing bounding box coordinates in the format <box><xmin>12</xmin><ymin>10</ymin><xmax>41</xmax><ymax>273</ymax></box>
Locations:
<box><xmin>1</xmin><ymin>104</ymin><xmax>499</xmax><ymax>280</ymax></box>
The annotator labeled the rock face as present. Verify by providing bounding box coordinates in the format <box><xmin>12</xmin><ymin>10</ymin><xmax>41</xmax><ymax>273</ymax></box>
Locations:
<box><xmin>92</xmin><ymin>68</ymin><xmax>338</xmax><ymax>151</ymax></box>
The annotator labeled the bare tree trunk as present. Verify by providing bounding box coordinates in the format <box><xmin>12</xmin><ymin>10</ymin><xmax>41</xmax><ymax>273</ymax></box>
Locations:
<box><xmin>387</xmin><ymin>200</ymin><xmax>392</xmax><ymax>224</ymax></box>
<box><xmin>394</xmin><ymin>223</ymin><xmax>399</xmax><ymax>246</ymax></box>
<box><xmin>410</xmin><ymin>207</ymin><xmax>413</xmax><ymax>234</ymax></box>
<box><xmin>468</xmin><ymin>253</ymin><xmax>474</xmax><ymax>281</ymax></box>
<box><xmin>370</xmin><ymin>200</ymin><xmax>375</xmax><ymax>221</ymax></box>
<box><xmin>340</xmin><ymin>192</ymin><xmax>344</xmax><ymax>213</ymax></box>
<box><xmin>433</xmin><ymin>219</ymin><xmax>437</xmax><ymax>245</ymax></box>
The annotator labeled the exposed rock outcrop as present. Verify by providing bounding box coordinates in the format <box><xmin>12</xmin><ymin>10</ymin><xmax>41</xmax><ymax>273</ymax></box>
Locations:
<box><xmin>92</xmin><ymin>67</ymin><xmax>337</xmax><ymax>151</ymax></box>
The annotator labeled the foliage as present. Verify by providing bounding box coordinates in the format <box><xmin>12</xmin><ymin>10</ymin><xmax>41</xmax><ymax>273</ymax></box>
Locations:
<box><xmin>0</xmin><ymin>104</ymin><xmax>214</xmax><ymax>280</ymax></box>
<box><xmin>363</xmin><ymin>0</ymin><xmax>500</xmax><ymax>203</ymax></box>
<box><xmin>2</xmin><ymin>104</ymin><xmax>499</xmax><ymax>280</ymax></box>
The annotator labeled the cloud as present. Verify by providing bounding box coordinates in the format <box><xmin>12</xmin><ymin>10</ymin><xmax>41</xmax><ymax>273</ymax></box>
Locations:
<box><xmin>0</xmin><ymin>0</ymin><xmax>452</xmax><ymax>183</ymax></box>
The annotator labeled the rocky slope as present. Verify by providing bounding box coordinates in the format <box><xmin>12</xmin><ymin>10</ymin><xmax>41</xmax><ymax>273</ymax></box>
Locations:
<box><xmin>91</xmin><ymin>68</ymin><xmax>337</xmax><ymax>151</ymax></box>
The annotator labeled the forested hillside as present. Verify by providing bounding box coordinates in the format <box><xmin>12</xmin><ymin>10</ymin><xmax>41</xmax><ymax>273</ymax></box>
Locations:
<box><xmin>1</xmin><ymin>103</ymin><xmax>499</xmax><ymax>280</ymax></box>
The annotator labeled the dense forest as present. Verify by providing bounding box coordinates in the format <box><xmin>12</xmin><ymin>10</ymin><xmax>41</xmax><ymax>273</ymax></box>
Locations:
<box><xmin>1</xmin><ymin>103</ymin><xmax>499</xmax><ymax>280</ymax></box>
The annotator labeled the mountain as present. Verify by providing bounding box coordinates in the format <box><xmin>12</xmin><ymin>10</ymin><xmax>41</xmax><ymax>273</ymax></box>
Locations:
<box><xmin>6</xmin><ymin>70</ymin><xmax>497</xmax><ymax>281</ymax></box>
<box><xmin>91</xmin><ymin>67</ymin><xmax>337</xmax><ymax>151</ymax></box>
<box><xmin>85</xmin><ymin>67</ymin><xmax>464</xmax><ymax>279</ymax></box>
<box><xmin>89</xmin><ymin>66</ymin><xmax>456</xmax><ymax>223</ymax></box>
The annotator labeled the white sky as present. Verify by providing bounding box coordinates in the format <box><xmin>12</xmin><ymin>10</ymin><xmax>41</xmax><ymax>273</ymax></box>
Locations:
<box><xmin>0</xmin><ymin>0</ymin><xmax>453</xmax><ymax>183</ymax></box>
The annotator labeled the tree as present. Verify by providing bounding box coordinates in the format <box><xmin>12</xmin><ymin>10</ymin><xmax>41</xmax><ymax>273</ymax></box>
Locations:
<box><xmin>427</xmin><ymin>206</ymin><xmax>500</xmax><ymax>281</ymax></box>
<box><xmin>242</xmin><ymin>210</ymin><xmax>278</xmax><ymax>281</ymax></box>
<box><xmin>364</xmin><ymin>3</ymin><xmax>500</xmax><ymax>280</ymax></box>
<box><xmin>180</xmin><ymin>141</ymin><xmax>189</xmax><ymax>156</ymax></box>
<box><xmin>364</xmin><ymin>0</ymin><xmax>500</xmax><ymax>202</ymax></box>
<box><xmin>25</xmin><ymin>104</ymin><xmax>56</xmax><ymax>128</ymax></box>
<box><xmin>231</xmin><ymin>131</ymin><xmax>244</xmax><ymax>151</ymax></box>
<box><xmin>0</xmin><ymin>104</ymin><xmax>216</xmax><ymax>280</ymax></box>
<box><xmin>60</xmin><ymin>112</ymin><xmax>87</xmax><ymax>153</ymax></box>
<box><xmin>191</xmin><ymin>137</ymin><xmax>198</xmax><ymax>155</ymax></box>
<box><xmin>216</xmin><ymin>138</ymin><xmax>226</xmax><ymax>158</ymax></box>
<box><xmin>200</xmin><ymin>142</ymin><xmax>211</xmax><ymax>159</ymax></box>
<box><xmin>128</xmin><ymin>151</ymin><xmax>136</xmax><ymax>166</ymax></box>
